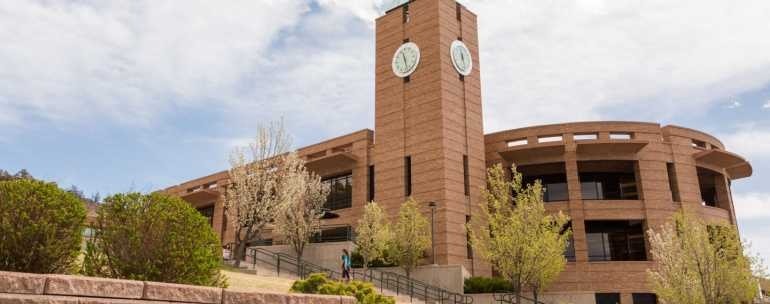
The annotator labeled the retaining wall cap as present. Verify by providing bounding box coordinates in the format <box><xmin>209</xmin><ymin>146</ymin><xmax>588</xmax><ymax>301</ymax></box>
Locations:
<box><xmin>223</xmin><ymin>290</ymin><xmax>349</xmax><ymax>304</ymax></box>
<box><xmin>0</xmin><ymin>271</ymin><xmax>46</xmax><ymax>294</ymax></box>
<box><xmin>143</xmin><ymin>281</ymin><xmax>222</xmax><ymax>304</ymax></box>
<box><xmin>0</xmin><ymin>293</ymin><xmax>79</xmax><ymax>304</ymax></box>
<box><xmin>44</xmin><ymin>274</ymin><xmax>144</xmax><ymax>299</ymax></box>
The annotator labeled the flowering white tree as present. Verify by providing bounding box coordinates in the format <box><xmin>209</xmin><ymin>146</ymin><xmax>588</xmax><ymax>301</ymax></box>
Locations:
<box><xmin>224</xmin><ymin>121</ymin><xmax>293</xmax><ymax>266</ymax></box>
<box><xmin>273</xmin><ymin>154</ymin><xmax>329</xmax><ymax>268</ymax></box>
<box><xmin>354</xmin><ymin>201</ymin><xmax>392</xmax><ymax>273</ymax></box>
<box><xmin>648</xmin><ymin>212</ymin><xmax>758</xmax><ymax>304</ymax></box>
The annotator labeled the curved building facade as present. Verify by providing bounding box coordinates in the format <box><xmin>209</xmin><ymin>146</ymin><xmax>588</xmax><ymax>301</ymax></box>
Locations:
<box><xmin>162</xmin><ymin>1</ymin><xmax>753</xmax><ymax>303</ymax></box>
<box><xmin>484</xmin><ymin>121</ymin><xmax>751</xmax><ymax>302</ymax></box>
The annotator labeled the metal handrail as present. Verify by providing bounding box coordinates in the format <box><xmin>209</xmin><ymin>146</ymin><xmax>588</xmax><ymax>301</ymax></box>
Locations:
<box><xmin>492</xmin><ymin>293</ymin><xmax>546</xmax><ymax>304</ymax></box>
<box><xmin>246</xmin><ymin>247</ymin><xmax>474</xmax><ymax>304</ymax></box>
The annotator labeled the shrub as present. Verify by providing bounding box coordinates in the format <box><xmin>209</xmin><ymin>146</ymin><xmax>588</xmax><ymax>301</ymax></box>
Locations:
<box><xmin>0</xmin><ymin>179</ymin><xmax>86</xmax><ymax>274</ymax></box>
<box><xmin>464</xmin><ymin>276</ymin><xmax>515</xmax><ymax>294</ymax></box>
<box><xmin>350</xmin><ymin>249</ymin><xmax>397</xmax><ymax>268</ymax></box>
<box><xmin>0</xmin><ymin>178</ymin><xmax>86</xmax><ymax>273</ymax></box>
<box><xmin>291</xmin><ymin>273</ymin><xmax>394</xmax><ymax>304</ymax></box>
<box><xmin>82</xmin><ymin>192</ymin><xmax>226</xmax><ymax>287</ymax></box>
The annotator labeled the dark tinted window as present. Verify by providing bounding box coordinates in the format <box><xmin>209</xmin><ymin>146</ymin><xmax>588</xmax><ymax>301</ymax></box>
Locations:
<box><xmin>197</xmin><ymin>205</ymin><xmax>215</xmax><ymax>227</ymax></box>
<box><xmin>586</xmin><ymin>220</ymin><xmax>647</xmax><ymax>261</ymax></box>
<box><xmin>580</xmin><ymin>172</ymin><xmax>638</xmax><ymax>200</ymax></box>
<box><xmin>518</xmin><ymin>163</ymin><xmax>569</xmax><ymax>202</ymax></box>
<box><xmin>405</xmin><ymin>156</ymin><xmax>412</xmax><ymax>196</ymax></box>
<box><xmin>632</xmin><ymin>293</ymin><xmax>657</xmax><ymax>304</ymax></box>
<box><xmin>311</xmin><ymin>226</ymin><xmax>352</xmax><ymax>243</ymax></box>
<box><xmin>595</xmin><ymin>293</ymin><xmax>620</xmax><ymax>304</ymax></box>
<box><xmin>322</xmin><ymin>173</ymin><xmax>353</xmax><ymax>210</ymax></box>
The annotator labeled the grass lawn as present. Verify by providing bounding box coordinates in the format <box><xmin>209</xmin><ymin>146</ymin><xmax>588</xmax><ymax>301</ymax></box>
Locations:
<box><xmin>219</xmin><ymin>264</ymin><xmax>295</xmax><ymax>293</ymax></box>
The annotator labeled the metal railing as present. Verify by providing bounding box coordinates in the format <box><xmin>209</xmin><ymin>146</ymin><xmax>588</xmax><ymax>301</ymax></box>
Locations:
<box><xmin>246</xmin><ymin>247</ymin><xmax>474</xmax><ymax>304</ymax></box>
<box><xmin>492</xmin><ymin>293</ymin><xmax>546</xmax><ymax>304</ymax></box>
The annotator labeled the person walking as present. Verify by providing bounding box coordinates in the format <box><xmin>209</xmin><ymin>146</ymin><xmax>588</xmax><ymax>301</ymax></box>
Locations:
<box><xmin>341</xmin><ymin>249</ymin><xmax>352</xmax><ymax>282</ymax></box>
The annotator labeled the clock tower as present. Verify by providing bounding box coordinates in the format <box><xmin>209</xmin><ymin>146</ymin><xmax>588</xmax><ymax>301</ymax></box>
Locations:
<box><xmin>373</xmin><ymin>0</ymin><xmax>485</xmax><ymax>268</ymax></box>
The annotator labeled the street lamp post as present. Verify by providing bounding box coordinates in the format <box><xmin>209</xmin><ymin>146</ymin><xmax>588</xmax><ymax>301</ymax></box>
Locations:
<box><xmin>428</xmin><ymin>201</ymin><xmax>437</xmax><ymax>265</ymax></box>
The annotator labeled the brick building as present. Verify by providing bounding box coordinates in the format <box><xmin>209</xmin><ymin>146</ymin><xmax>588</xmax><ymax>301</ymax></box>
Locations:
<box><xmin>163</xmin><ymin>1</ymin><xmax>752</xmax><ymax>302</ymax></box>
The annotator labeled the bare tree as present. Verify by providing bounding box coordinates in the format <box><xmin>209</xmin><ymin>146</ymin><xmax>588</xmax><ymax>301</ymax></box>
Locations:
<box><xmin>224</xmin><ymin>121</ymin><xmax>292</xmax><ymax>266</ymax></box>
<box><xmin>273</xmin><ymin>153</ymin><xmax>329</xmax><ymax>270</ymax></box>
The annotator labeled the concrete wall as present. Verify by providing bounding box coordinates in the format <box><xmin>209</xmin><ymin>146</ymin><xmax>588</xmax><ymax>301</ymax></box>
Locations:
<box><xmin>0</xmin><ymin>271</ymin><xmax>354</xmax><ymax>304</ymax></box>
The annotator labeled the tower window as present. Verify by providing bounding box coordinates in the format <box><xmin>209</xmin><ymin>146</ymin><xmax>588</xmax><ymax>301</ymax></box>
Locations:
<box><xmin>402</xmin><ymin>5</ymin><xmax>410</xmax><ymax>23</ymax></box>
<box><xmin>405</xmin><ymin>156</ymin><xmax>412</xmax><ymax>196</ymax></box>
<box><xmin>368</xmin><ymin>165</ymin><xmax>375</xmax><ymax>202</ymax></box>
<box><xmin>456</xmin><ymin>3</ymin><xmax>462</xmax><ymax>21</ymax></box>
<box><xmin>463</xmin><ymin>155</ymin><xmax>470</xmax><ymax>196</ymax></box>
<box><xmin>667</xmin><ymin>163</ymin><xmax>680</xmax><ymax>202</ymax></box>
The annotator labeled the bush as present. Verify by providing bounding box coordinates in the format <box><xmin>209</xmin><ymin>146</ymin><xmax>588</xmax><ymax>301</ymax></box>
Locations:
<box><xmin>350</xmin><ymin>249</ymin><xmax>397</xmax><ymax>268</ymax></box>
<box><xmin>464</xmin><ymin>276</ymin><xmax>515</xmax><ymax>294</ymax></box>
<box><xmin>291</xmin><ymin>273</ymin><xmax>394</xmax><ymax>304</ymax></box>
<box><xmin>0</xmin><ymin>178</ymin><xmax>86</xmax><ymax>273</ymax></box>
<box><xmin>0</xmin><ymin>179</ymin><xmax>86</xmax><ymax>274</ymax></box>
<box><xmin>82</xmin><ymin>192</ymin><xmax>226</xmax><ymax>287</ymax></box>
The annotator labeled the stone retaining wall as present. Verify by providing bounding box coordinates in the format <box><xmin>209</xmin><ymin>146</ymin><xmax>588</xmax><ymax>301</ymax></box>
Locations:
<box><xmin>0</xmin><ymin>271</ymin><xmax>355</xmax><ymax>304</ymax></box>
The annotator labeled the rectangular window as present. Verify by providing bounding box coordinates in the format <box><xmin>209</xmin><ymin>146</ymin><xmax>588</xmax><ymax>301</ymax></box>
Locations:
<box><xmin>402</xmin><ymin>5</ymin><xmax>410</xmax><ymax>23</ymax></box>
<box><xmin>368</xmin><ymin>165</ymin><xmax>375</xmax><ymax>202</ymax></box>
<box><xmin>578</xmin><ymin>161</ymin><xmax>639</xmax><ymax>200</ymax></box>
<box><xmin>507</xmin><ymin>138</ymin><xmax>528</xmax><ymax>147</ymax></box>
<box><xmin>667</xmin><ymin>163</ymin><xmax>680</xmax><ymax>202</ymax></box>
<box><xmin>466</xmin><ymin>215</ymin><xmax>473</xmax><ymax>258</ymax></box>
<box><xmin>574</xmin><ymin>133</ymin><xmax>598</xmax><ymax>141</ymax></box>
<box><xmin>405</xmin><ymin>156</ymin><xmax>412</xmax><ymax>196</ymax></box>
<box><xmin>538</xmin><ymin>135</ymin><xmax>563</xmax><ymax>143</ymax></box>
<box><xmin>197</xmin><ymin>206</ymin><xmax>215</xmax><ymax>227</ymax></box>
<box><xmin>463</xmin><ymin>155</ymin><xmax>470</xmax><ymax>196</ymax></box>
<box><xmin>697</xmin><ymin>167</ymin><xmax>723</xmax><ymax>208</ymax></box>
<box><xmin>322</xmin><ymin>173</ymin><xmax>353</xmax><ymax>210</ymax></box>
<box><xmin>595</xmin><ymin>293</ymin><xmax>621</xmax><ymax>304</ymax></box>
<box><xmin>586</xmin><ymin>220</ymin><xmax>647</xmax><ymax>261</ymax></box>
<box><xmin>561</xmin><ymin>222</ymin><xmax>576</xmax><ymax>262</ymax></box>
<box><xmin>579</xmin><ymin>172</ymin><xmax>638</xmax><ymax>200</ymax></box>
<box><xmin>632</xmin><ymin>293</ymin><xmax>657</xmax><ymax>304</ymax></box>
<box><xmin>692</xmin><ymin>139</ymin><xmax>707</xmax><ymax>149</ymax></box>
<box><xmin>518</xmin><ymin>162</ymin><xmax>569</xmax><ymax>202</ymax></box>
<box><xmin>311</xmin><ymin>225</ymin><xmax>353</xmax><ymax>243</ymax></box>
<box><xmin>609</xmin><ymin>132</ymin><xmax>633</xmax><ymax>140</ymax></box>
<box><xmin>456</xmin><ymin>3</ymin><xmax>462</xmax><ymax>21</ymax></box>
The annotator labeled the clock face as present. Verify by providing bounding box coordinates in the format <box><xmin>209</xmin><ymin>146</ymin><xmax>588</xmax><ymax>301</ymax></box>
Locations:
<box><xmin>450</xmin><ymin>40</ymin><xmax>472</xmax><ymax>76</ymax></box>
<box><xmin>392</xmin><ymin>42</ymin><xmax>420</xmax><ymax>78</ymax></box>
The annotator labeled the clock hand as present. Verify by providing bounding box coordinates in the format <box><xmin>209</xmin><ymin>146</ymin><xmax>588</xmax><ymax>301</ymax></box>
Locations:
<box><xmin>401</xmin><ymin>52</ymin><xmax>407</xmax><ymax>68</ymax></box>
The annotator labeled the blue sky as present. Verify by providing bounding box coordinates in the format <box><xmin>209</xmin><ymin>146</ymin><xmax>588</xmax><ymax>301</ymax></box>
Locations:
<box><xmin>1</xmin><ymin>0</ymin><xmax>769</xmax><ymax>264</ymax></box>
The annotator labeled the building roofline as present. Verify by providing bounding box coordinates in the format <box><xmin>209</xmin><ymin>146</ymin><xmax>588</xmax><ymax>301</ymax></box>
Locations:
<box><xmin>484</xmin><ymin>121</ymin><xmax>662</xmax><ymax>137</ymax></box>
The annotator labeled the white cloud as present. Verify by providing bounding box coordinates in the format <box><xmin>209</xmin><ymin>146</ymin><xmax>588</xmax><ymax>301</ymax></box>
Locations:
<box><xmin>764</xmin><ymin>100</ymin><xmax>770</xmax><ymax>109</ymax></box>
<box><xmin>4</xmin><ymin>0</ymin><xmax>770</xmax><ymax>139</ymax></box>
<box><xmin>733</xmin><ymin>192</ymin><xmax>770</xmax><ymax>221</ymax></box>
<box><xmin>727</xmin><ymin>100</ymin><xmax>742</xmax><ymax>109</ymax></box>
<box><xmin>721</xmin><ymin>127</ymin><xmax>770</xmax><ymax>159</ymax></box>
<box><xmin>455</xmin><ymin>0</ymin><xmax>770</xmax><ymax>130</ymax></box>
<box><xmin>0</xmin><ymin>0</ymin><xmax>309</xmax><ymax>128</ymax></box>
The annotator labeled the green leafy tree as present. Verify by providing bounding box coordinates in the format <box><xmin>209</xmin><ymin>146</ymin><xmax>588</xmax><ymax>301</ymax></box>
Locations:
<box><xmin>0</xmin><ymin>179</ymin><xmax>86</xmax><ymax>273</ymax></box>
<box><xmin>354</xmin><ymin>201</ymin><xmax>392</xmax><ymax>274</ymax></box>
<box><xmin>82</xmin><ymin>192</ymin><xmax>226</xmax><ymax>287</ymax></box>
<box><xmin>388</xmin><ymin>197</ymin><xmax>431</xmax><ymax>278</ymax></box>
<box><xmin>648</xmin><ymin>211</ymin><xmax>758</xmax><ymax>304</ymax></box>
<box><xmin>468</xmin><ymin>164</ymin><xmax>571</xmax><ymax>303</ymax></box>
